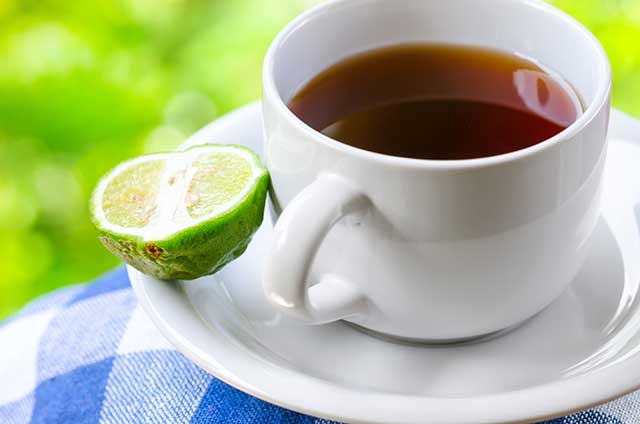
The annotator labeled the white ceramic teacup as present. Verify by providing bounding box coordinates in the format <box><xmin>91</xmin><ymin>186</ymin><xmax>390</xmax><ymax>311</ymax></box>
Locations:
<box><xmin>262</xmin><ymin>0</ymin><xmax>611</xmax><ymax>342</ymax></box>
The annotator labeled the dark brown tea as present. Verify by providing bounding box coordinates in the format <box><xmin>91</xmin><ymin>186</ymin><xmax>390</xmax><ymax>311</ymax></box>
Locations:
<box><xmin>288</xmin><ymin>44</ymin><xmax>580</xmax><ymax>160</ymax></box>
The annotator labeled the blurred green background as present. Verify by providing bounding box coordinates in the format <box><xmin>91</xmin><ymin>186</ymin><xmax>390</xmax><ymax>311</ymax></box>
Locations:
<box><xmin>0</xmin><ymin>0</ymin><xmax>638</xmax><ymax>319</ymax></box>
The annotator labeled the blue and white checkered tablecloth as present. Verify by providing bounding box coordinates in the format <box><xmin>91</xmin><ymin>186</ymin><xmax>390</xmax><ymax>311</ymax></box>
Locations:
<box><xmin>0</xmin><ymin>267</ymin><xmax>637</xmax><ymax>424</ymax></box>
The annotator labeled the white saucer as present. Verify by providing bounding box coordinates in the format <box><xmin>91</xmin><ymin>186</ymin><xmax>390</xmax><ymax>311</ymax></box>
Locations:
<box><xmin>130</xmin><ymin>102</ymin><xmax>640</xmax><ymax>424</ymax></box>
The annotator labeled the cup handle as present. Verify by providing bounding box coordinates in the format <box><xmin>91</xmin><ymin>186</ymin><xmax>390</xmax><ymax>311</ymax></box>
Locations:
<box><xmin>264</xmin><ymin>173</ymin><xmax>370</xmax><ymax>324</ymax></box>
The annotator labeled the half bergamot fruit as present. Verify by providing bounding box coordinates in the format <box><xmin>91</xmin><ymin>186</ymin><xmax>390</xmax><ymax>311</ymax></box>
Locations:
<box><xmin>90</xmin><ymin>144</ymin><xmax>269</xmax><ymax>280</ymax></box>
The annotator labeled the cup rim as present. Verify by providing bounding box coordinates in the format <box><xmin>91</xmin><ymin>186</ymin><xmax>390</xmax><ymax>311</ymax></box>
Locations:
<box><xmin>262</xmin><ymin>0</ymin><xmax>612</xmax><ymax>170</ymax></box>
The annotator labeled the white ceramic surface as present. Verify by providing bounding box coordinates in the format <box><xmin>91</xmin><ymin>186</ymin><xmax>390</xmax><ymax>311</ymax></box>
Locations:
<box><xmin>261</xmin><ymin>0</ymin><xmax>612</xmax><ymax>341</ymax></box>
<box><xmin>132</xmin><ymin>102</ymin><xmax>640</xmax><ymax>424</ymax></box>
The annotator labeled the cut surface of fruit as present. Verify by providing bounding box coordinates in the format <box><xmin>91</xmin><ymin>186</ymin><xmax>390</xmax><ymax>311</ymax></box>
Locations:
<box><xmin>102</xmin><ymin>159</ymin><xmax>166</xmax><ymax>229</ymax></box>
<box><xmin>186</xmin><ymin>152</ymin><xmax>254</xmax><ymax>219</ymax></box>
<box><xmin>94</xmin><ymin>145</ymin><xmax>265</xmax><ymax>239</ymax></box>
<box><xmin>90</xmin><ymin>144</ymin><xmax>269</xmax><ymax>280</ymax></box>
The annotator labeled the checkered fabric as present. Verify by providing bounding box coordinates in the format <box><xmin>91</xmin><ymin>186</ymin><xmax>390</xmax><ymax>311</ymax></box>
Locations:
<box><xmin>0</xmin><ymin>267</ymin><xmax>635</xmax><ymax>423</ymax></box>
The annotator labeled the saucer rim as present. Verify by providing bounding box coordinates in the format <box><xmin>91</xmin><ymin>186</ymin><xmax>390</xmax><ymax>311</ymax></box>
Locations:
<box><xmin>130</xmin><ymin>102</ymin><xmax>640</xmax><ymax>424</ymax></box>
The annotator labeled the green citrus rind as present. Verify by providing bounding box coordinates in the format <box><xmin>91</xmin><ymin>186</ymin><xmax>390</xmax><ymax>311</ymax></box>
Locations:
<box><xmin>90</xmin><ymin>144</ymin><xmax>269</xmax><ymax>281</ymax></box>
